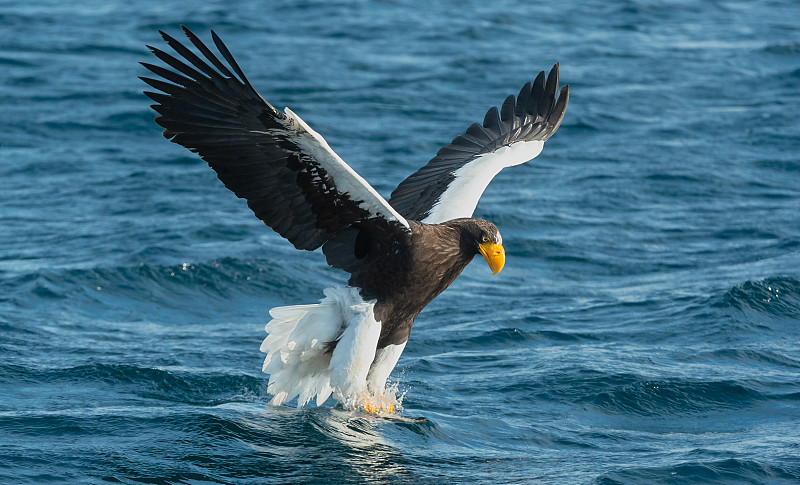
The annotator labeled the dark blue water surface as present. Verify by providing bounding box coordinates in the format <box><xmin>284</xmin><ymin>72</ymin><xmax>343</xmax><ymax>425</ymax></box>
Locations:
<box><xmin>2</xmin><ymin>0</ymin><xmax>800</xmax><ymax>483</ymax></box>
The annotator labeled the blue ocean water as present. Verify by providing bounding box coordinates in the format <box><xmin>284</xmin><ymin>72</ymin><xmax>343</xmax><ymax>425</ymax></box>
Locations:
<box><xmin>2</xmin><ymin>0</ymin><xmax>800</xmax><ymax>483</ymax></box>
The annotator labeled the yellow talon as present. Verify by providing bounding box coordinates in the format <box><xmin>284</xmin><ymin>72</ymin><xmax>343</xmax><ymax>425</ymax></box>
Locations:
<box><xmin>361</xmin><ymin>394</ymin><xmax>378</xmax><ymax>413</ymax></box>
<box><xmin>359</xmin><ymin>393</ymin><xmax>395</xmax><ymax>414</ymax></box>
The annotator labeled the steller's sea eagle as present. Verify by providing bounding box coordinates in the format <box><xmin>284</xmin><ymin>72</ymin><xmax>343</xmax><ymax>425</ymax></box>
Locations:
<box><xmin>142</xmin><ymin>26</ymin><xmax>568</xmax><ymax>413</ymax></box>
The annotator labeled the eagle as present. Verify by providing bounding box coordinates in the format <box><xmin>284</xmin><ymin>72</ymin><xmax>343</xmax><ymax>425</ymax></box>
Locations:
<box><xmin>142</xmin><ymin>26</ymin><xmax>568</xmax><ymax>412</ymax></box>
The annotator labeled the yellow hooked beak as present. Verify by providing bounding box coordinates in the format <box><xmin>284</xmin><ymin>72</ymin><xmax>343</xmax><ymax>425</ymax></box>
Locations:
<box><xmin>478</xmin><ymin>241</ymin><xmax>505</xmax><ymax>275</ymax></box>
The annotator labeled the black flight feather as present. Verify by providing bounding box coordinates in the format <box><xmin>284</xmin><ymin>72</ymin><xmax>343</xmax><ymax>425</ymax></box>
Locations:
<box><xmin>142</xmin><ymin>26</ymin><xmax>404</xmax><ymax>259</ymax></box>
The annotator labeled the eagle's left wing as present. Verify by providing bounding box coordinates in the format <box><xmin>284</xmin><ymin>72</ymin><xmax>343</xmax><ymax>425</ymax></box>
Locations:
<box><xmin>389</xmin><ymin>65</ymin><xmax>568</xmax><ymax>223</ymax></box>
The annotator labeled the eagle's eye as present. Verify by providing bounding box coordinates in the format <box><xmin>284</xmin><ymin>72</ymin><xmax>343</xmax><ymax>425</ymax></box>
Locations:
<box><xmin>481</xmin><ymin>235</ymin><xmax>490</xmax><ymax>243</ymax></box>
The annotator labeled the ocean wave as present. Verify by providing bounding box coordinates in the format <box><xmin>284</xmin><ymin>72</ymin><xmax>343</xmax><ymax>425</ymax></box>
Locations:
<box><xmin>593</xmin><ymin>458</ymin><xmax>800</xmax><ymax>485</ymax></box>
<box><xmin>488</xmin><ymin>369</ymin><xmax>772</xmax><ymax>416</ymax></box>
<box><xmin>752</xmin><ymin>158</ymin><xmax>800</xmax><ymax>174</ymax></box>
<box><xmin>2</xmin><ymin>362</ymin><xmax>265</xmax><ymax>406</ymax></box>
<box><xmin>717</xmin><ymin>276</ymin><xmax>800</xmax><ymax>318</ymax></box>
<box><xmin>0</xmin><ymin>56</ymin><xmax>36</xmax><ymax>67</ymax></box>
<box><xmin>762</xmin><ymin>42</ymin><xmax>800</xmax><ymax>56</ymax></box>
<box><xmin>441</xmin><ymin>327</ymin><xmax>600</xmax><ymax>351</ymax></box>
<box><xmin>587</xmin><ymin>378</ymin><xmax>762</xmax><ymax>416</ymax></box>
<box><xmin>694</xmin><ymin>348</ymin><xmax>800</xmax><ymax>369</ymax></box>
<box><xmin>1</xmin><ymin>258</ymin><xmax>301</xmax><ymax>309</ymax></box>
<box><xmin>0</xmin><ymin>403</ymin><xmax>391</xmax><ymax>484</ymax></box>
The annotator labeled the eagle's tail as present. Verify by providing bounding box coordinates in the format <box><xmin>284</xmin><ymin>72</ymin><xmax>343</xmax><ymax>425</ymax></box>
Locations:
<box><xmin>259</xmin><ymin>286</ymin><xmax>382</xmax><ymax>408</ymax></box>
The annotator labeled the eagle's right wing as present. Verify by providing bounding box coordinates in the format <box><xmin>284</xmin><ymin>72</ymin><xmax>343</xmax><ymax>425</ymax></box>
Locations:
<box><xmin>141</xmin><ymin>26</ymin><xmax>409</xmax><ymax>252</ymax></box>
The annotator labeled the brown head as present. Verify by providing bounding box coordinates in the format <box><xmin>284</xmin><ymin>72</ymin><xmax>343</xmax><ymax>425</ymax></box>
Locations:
<box><xmin>453</xmin><ymin>218</ymin><xmax>505</xmax><ymax>275</ymax></box>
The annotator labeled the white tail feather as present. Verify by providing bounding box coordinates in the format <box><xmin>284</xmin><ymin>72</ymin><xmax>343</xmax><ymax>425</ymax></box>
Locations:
<box><xmin>260</xmin><ymin>287</ymin><xmax>382</xmax><ymax>408</ymax></box>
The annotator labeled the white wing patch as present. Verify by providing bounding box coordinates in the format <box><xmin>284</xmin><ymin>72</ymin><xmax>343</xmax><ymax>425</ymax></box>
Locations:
<box><xmin>422</xmin><ymin>139</ymin><xmax>544</xmax><ymax>224</ymax></box>
<box><xmin>283</xmin><ymin>108</ymin><xmax>411</xmax><ymax>230</ymax></box>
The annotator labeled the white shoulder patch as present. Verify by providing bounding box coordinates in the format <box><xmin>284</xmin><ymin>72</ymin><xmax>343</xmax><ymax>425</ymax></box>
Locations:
<box><xmin>423</xmin><ymin>139</ymin><xmax>544</xmax><ymax>224</ymax></box>
<box><xmin>283</xmin><ymin>108</ymin><xmax>410</xmax><ymax>229</ymax></box>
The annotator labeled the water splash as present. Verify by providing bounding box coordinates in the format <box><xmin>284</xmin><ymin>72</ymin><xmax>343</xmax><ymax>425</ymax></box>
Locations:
<box><xmin>340</xmin><ymin>382</ymin><xmax>406</xmax><ymax>416</ymax></box>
